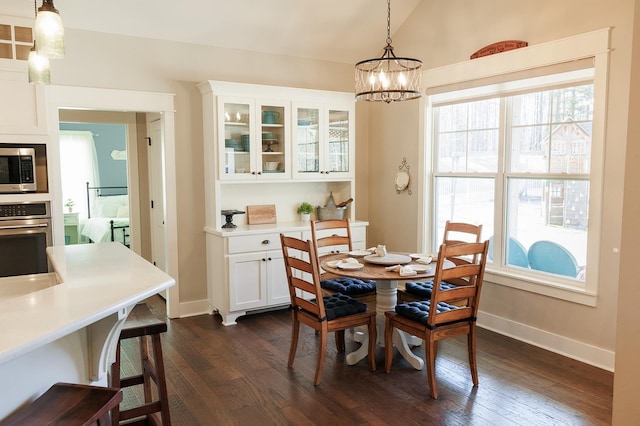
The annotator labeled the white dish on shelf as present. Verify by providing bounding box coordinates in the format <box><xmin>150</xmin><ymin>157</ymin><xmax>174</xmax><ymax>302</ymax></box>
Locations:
<box><xmin>263</xmin><ymin>162</ymin><xmax>279</xmax><ymax>171</ymax></box>
<box><xmin>364</xmin><ymin>253</ymin><xmax>412</xmax><ymax>265</ymax></box>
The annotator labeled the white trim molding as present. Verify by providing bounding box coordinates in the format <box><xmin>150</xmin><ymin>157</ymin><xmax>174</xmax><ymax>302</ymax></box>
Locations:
<box><xmin>478</xmin><ymin>311</ymin><xmax>615</xmax><ymax>372</ymax></box>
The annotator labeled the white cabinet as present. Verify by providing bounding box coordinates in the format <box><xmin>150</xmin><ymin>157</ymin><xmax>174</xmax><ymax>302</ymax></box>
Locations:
<box><xmin>207</xmin><ymin>230</ymin><xmax>299</xmax><ymax>325</ymax></box>
<box><xmin>205</xmin><ymin>222</ymin><xmax>368</xmax><ymax>325</ymax></box>
<box><xmin>200</xmin><ymin>81</ymin><xmax>365</xmax><ymax>325</ymax></box>
<box><xmin>228</xmin><ymin>250</ymin><xmax>288</xmax><ymax>312</ymax></box>
<box><xmin>217</xmin><ymin>96</ymin><xmax>291</xmax><ymax>180</ymax></box>
<box><xmin>292</xmin><ymin>102</ymin><xmax>354</xmax><ymax>180</ymax></box>
<box><xmin>199</xmin><ymin>80</ymin><xmax>355</xmax><ymax>184</ymax></box>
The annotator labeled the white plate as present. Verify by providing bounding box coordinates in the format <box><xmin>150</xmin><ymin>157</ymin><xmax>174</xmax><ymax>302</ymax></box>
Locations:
<box><xmin>364</xmin><ymin>253</ymin><xmax>412</xmax><ymax>265</ymax></box>
<box><xmin>337</xmin><ymin>262</ymin><xmax>364</xmax><ymax>270</ymax></box>
<box><xmin>410</xmin><ymin>253</ymin><xmax>435</xmax><ymax>260</ymax></box>
<box><xmin>348</xmin><ymin>250</ymin><xmax>370</xmax><ymax>257</ymax></box>
<box><xmin>409</xmin><ymin>264</ymin><xmax>432</xmax><ymax>272</ymax></box>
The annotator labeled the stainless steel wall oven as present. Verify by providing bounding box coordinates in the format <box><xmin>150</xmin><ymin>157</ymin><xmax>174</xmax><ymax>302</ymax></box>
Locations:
<box><xmin>0</xmin><ymin>201</ymin><xmax>51</xmax><ymax>278</ymax></box>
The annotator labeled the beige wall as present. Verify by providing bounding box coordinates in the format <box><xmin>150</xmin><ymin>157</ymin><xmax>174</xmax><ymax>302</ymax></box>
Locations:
<box><xmin>613</xmin><ymin>1</ymin><xmax>640</xmax><ymax>423</ymax></box>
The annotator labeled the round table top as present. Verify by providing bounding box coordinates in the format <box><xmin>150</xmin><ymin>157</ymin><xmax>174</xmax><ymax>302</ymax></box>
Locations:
<box><xmin>320</xmin><ymin>252</ymin><xmax>439</xmax><ymax>281</ymax></box>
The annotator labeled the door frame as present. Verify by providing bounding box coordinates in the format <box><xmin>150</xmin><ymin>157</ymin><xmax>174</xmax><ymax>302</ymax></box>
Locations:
<box><xmin>45</xmin><ymin>85</ymin><xmax>180</xmax><ymax>318</ymax></box>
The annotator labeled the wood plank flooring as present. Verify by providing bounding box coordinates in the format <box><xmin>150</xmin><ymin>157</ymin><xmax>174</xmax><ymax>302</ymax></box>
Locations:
<box><xmin>119</xmin><ymin>296</ymin><xmax>613</xmax><ymax>425</ymax></box>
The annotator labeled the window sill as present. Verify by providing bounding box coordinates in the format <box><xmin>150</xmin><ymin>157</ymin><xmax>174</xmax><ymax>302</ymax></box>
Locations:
<box><xmin>484</xmin><ymin>267</ymin><xmax>597</xmax><ymax>306</ymax></box>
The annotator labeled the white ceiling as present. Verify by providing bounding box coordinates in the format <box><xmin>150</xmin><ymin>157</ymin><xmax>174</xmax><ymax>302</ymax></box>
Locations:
<box><xmin>2</xmin><ymin>0</ymin><xmax>422</xmax><ymax>64</ymax></box>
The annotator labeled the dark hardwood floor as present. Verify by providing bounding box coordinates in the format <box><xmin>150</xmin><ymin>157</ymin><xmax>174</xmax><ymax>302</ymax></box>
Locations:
<box><xmin>119</xmin><ymin>296</ymin><xmax>613</xmax><ymax>425</ymax></box>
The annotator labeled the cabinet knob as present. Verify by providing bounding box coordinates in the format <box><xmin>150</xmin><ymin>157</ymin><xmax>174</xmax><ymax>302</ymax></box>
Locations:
<box><xmin>261</xmin><ymin>239</ymin><xmax>270</xmax><ymax>245</ymax></box>
<box><xmin>267</xmin><ymin>257</ymin><xmax>272</xmax><ymax>261</ymax></box>
<box><xmin>257</xmin><ymin>171</ymin><xmax>262</xmax><ymax>175</ymax></box>
<box><xmin>252</xmin><ymin>171</ymin><xmax>257</xmax><ymax>175</ymax></box>
<box><xmin>262</xmin><ymin>258</ymin><xmax>266</xmax><ymax>262</ymax></box>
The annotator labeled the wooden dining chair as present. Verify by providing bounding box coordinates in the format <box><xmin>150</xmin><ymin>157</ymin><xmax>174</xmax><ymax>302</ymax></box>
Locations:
<box><xmin>310</xmin><ymin>218</ymin><xmax>376</xmax><ymax>304</ymax></box>
<box><xmin>280</xmin><ymin>234</ymin><xmax>377</xmax><ymax>385</ymax></box>
<box><xmin>385</xmin><ymin>240</ymin><xmax>489</xmax><ymax>399</ymax></box>
<box><xmin>310</xmin><ymin>218</ymin><xmax>354</xmax><ymax>255</ymax></box>
<box><xmin>400</xmin><ymin>221</ymin><xmax>483</xmax><ymax>303</ymax></box>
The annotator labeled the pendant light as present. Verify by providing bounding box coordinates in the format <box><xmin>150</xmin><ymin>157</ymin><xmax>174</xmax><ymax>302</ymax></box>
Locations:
<box><xmin>34</xmin><ymin>0</ymin><xmax>65</xmax><ymax>59</ymax></box>
<box><xmin>355</xmin><ymin>0</ymin><xmax>422</xmax><ymax>103</ymax></box>
<box><xmin>28</xmin><ymin>42</ymin><xmax>51</xmax><ymax>84</ymax></box>
<box><xmin>28</xmin><ymin>0</ymin><xmax>51</xmax><ymax>84</ymax></box>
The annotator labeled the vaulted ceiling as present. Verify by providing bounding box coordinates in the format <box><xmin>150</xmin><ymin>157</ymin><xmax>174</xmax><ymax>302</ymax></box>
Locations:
<box><xmin>2</xmin><ymin>0</ymin><xmax>422</xmax><ymax>64</ymax></box>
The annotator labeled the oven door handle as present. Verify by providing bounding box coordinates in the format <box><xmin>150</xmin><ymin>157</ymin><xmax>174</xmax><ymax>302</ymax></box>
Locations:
<box><xmin>0</xmin><ymin>223</ymin><xmax>50</xmax><ymax>230</ymax></box>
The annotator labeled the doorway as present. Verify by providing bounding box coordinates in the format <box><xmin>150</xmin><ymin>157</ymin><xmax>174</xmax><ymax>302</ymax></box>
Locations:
<box><xmin>45</xmin><ymin>86</ymin><xmax>179</xmax><ymax>318</ymax></box>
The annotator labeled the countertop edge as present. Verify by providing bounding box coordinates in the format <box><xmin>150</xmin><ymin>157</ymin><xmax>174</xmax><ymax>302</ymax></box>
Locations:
<box><xmin>0</xmin><ymin>243</ymin><xmax>175</xmax><ymax>365</ymax></box>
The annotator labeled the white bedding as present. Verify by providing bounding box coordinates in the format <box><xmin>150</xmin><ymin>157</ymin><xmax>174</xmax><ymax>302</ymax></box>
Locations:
<box><xmin>81</xmin><ymin>217</ymin><xmax>130</xmax><ymax>244</ymax></box>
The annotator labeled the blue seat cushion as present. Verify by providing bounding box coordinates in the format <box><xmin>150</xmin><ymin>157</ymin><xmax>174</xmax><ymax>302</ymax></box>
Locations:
<box><xmin>321</xmin><ymin>277</ymin><xmax>376</xmax><ymax>296</ymax></box>
<box><xmin>322</xmin><ymin>293</ymin><xmax>367</xmax><ymax>321</ymax></box>
<box><xmin>395</xmin><ymin>300</ymin><xmax>462</xmax><ymax>327</ymax></box>
<box><xmin>405</xmin><ymin>280</ymin><xmax>458</xmax><ymax>299</ymax></box>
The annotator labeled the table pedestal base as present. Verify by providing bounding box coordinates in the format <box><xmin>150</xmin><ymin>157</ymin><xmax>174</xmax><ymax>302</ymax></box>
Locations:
<box><xmin>345</xmin><ymin>279</ymin><xmax>423</xmax><ymax>370</ymax></box>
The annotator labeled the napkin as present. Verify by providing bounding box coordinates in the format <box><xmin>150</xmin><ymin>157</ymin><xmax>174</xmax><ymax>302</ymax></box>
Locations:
<box><xmin>385</xmin><ymin>264</ymin><xmax>418</xmax><ymax>277</ymax></box>
<box><xmin>415</xmin><ymin>256</ymin><xmax>433</xmax><ymax>264</ymax></box>
<box><xmin>327</xmin><ymin>257</ymin><xmax>360</xmax><ymax>268</ymax></box>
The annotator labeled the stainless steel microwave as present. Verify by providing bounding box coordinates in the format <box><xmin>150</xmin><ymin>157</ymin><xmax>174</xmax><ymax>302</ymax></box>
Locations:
<box><xmin>0</xmin><ymin>147</ymin><xmax>37</xmax><ymax>193</ymax></box>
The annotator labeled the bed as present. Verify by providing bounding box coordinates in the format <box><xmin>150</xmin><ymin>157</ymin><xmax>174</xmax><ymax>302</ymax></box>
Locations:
<box><xmin>81</xmin><ymin>183</ymin><xmax>130</xmax><ymax>247</ymax></box>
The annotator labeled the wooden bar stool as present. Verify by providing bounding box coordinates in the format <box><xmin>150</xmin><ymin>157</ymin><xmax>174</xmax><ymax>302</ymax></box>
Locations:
<box><xmin>0</xmin><ymin>382</ymin><xmax>122</xmax><ymax>426</ymax></box>
<box><xmin>111</xmin><ymin>303</ymin><xmax>171</xmax><ymax>425</ymax></box>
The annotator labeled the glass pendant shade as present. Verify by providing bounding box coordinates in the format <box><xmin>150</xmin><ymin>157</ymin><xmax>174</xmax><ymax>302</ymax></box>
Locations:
<box><xmin>355</xmin><ymin>45</ymin><xmax>422</xmax><ymax>103</ymax></box>
<box><xmin>28</xmin><ymin>46</ymin><xmax>51</xmax><ymax>84</ymax></box>
<box><xmin>34</xmin><ymin>0</ymin><xmax>65</xmax><ymax>59</ymax></box>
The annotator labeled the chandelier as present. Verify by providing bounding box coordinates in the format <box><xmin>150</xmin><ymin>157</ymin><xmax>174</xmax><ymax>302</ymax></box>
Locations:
<box><xmin>355</xmin><ymin>0</ymin><xmax>422</xmax><ymax>103</ymax></box>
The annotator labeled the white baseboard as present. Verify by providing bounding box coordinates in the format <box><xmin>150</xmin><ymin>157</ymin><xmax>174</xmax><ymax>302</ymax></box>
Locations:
<box><xmin>176</xmin><ymin>299</ymin><xmax>210</xmax><ymax>318</ymax></box>
<box><xmin>478</xmin><ymin>310</ymin><xmax>615</xmax><ymax>372</ymax></box>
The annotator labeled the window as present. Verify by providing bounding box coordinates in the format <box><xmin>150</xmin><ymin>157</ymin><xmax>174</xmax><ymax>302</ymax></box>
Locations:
<box><xmin>432</xmin><ymin>77</ymin><xmax>593</xmax><ymax>290</ymax></box>
<box><xmin>423</xmin><ymin>29</ymin><xmax>609</xmax><ymax>305</ymax></box>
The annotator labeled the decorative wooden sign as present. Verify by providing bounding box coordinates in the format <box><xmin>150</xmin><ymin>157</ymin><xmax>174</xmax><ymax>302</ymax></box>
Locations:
<box><xmin>246</xmin><ymin>204</ymin><xmax>277</xmax><ymax>224</ymax></box>
<box><xmin>470</xmin><ymin>40</ymin><xmax>528</xmax><ymax>59</ymax></box>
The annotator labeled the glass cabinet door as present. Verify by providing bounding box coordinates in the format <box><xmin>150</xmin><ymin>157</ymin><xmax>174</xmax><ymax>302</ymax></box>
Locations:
<box><xmin>294</xmin><ymin>107</ymin><xmax>320</xmax><ymax>174</ymax></box>
<box><xmin>293</xmin><ymin>104</ymin><xmax>353</xmax><ymax>179</ymax></box>
<box><xmin>327</xmin><ymin>109</ymin><xmax>350</xmax><ymax>173</ymax></box>
<box><xmin>260</xmin><ymin>103</ymin><xmax>287</xmax><ymax>177</ymax></box>
<box><xmin>220</xmin><ymin>100</ymin><xmax>253</xmax><ymax>178</ymax></box>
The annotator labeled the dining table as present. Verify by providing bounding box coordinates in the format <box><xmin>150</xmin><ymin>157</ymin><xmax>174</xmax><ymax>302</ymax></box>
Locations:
<box><xmin>321</xmin><ymin>251</ymin><xmax>451</xmax><ymax>371</ymax></box>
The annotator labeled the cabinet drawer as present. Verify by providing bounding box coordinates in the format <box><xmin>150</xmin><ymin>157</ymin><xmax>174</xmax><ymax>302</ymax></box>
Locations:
<box><xmin>227</xmin><ymin>231</ymin><xmax>299</xmax><ymax>254</ymax></box>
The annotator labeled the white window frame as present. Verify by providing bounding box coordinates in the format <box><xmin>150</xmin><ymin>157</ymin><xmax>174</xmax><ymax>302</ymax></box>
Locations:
<box><xmin>419</xmin><ymin>29</ymin><xmax>610</xmax><ymax>306</ymax></box>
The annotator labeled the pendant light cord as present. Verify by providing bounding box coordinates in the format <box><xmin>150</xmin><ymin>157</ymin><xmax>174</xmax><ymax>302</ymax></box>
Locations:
<box><xmin>386</xmin><ymin>0</ymin><xmax>392</xmax><ymax>46</ymax></box>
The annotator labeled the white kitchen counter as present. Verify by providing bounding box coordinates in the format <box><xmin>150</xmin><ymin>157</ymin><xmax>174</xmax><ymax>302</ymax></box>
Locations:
<box><xmin>0</xmin><ymin>242</ymin><xmax>174</xmax><ymax>420</ymax></box>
